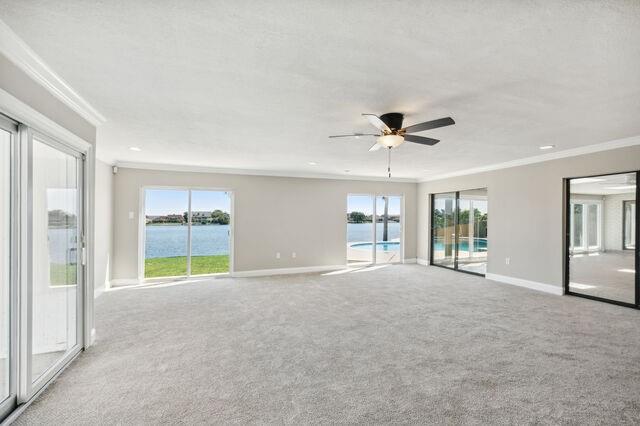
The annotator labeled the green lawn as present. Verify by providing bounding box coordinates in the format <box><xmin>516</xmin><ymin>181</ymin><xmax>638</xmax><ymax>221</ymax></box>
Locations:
<box><xmin>145</xmin><ymin>255</ymin><xmax>229</xmax><ymax>278</ymax></box>
<box><xmin>50</xmin><ymin>263</ymin><xmax>77</xmax><ymax>286</ymax></box>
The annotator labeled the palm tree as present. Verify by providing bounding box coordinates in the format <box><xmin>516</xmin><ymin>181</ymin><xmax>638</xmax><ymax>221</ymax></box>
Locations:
<box><xmin>382</xmin><ymin>196</ymin><xmax>389</xmax><ymax>242</ymax></box>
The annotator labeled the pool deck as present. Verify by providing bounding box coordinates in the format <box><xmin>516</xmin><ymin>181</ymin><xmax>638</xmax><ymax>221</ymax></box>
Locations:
<box><xmin>347</xmin><ymin>241</ymin><xmax>400</xmax><ymax>263</ymax></box>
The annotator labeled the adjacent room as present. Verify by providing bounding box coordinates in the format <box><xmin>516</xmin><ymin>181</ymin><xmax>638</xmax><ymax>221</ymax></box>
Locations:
<box><xmin>0</xmin><ymin>1</ymin><xmax>639</xmax><ymax>424</ymax></box>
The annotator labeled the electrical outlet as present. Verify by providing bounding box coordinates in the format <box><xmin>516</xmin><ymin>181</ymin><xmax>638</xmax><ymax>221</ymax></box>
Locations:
<box><xmin>292</xmin><ymin>252</ymin><xmax>296</xmax><ymax>258</ymax></box>
<box><xmin>505</xmin><ymin>257</ymin><xmax>510</xmax><ymax>265</ymax></box>
<box><xmin>276</xmin><ymin>252</ymin><xmax>281</xmax><ymax>259</ymax></box>
<box><xmin>128</xmin><ymin>211</ymin><xmax>134</xmax><ymax>219</ymax></box>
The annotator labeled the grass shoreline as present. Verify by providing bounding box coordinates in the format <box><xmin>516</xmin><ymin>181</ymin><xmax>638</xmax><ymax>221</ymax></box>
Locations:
<box><xmin>145</xmin><ymin>255</ymin><xmax>229</xmax><ymax>278</ymax></box>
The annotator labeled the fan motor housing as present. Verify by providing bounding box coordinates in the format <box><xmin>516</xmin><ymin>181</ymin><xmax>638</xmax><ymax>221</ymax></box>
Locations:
<box><xmin>379</xmin><ymin>112</ymin><xmax>404</xmax><ymax>131</ymax></box>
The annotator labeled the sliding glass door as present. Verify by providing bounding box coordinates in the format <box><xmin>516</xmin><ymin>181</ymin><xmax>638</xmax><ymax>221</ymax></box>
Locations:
<box><xmin>0</xmin><ymin>120</ymin><xmax>15</xmax><ymax>418</ymax></box>
<box><xmin>457</xmin><ymin>189</ymin><xmax>488</xmax><ymax>274</ymax></box>
<box><xmin>624</xmin><ymin>200</ymin><xmax>636</xmax><ymax>250</ymax></box>
<box><xmin>0</xmin><ymin>114</ymin><xmax>87</xmax><ymax>421</ymax></box>
<box><xmin>347</xmin><ymin>195</ymin><xmax>374</xmax><ymax>265</ymax></box>
<box><xmin>30</xmin><ymin>135</ymin><xmax>84</xmax><ymax>389</ymax></box>
<box><xmin>375</xmin><ymin>196</ymin><xmax>402</xmax><ymax>264</ymax></box>
<box><xmin>144</xmin><ymin>190</ymin><xmax>189</xmax><ymax>278</ymax></box>
<box><xmin>346</xmin><ymin>194</ymin><xmax>403</xmax><ymax>265</ymax></box>
<box><xmin>430</xmin><ymin>189</ymin><xmax>488</xmax><ymax>276</ymax></box>
<box><xmin>190</xmin><ymin>191</ymin><xmax>231</xmax><ymax>275</ymax></box>
<box><xmin>566</xmin><ymin>172</ymin><xmax>639</xmax><ymax>308</ymax></box>
<box><xmin>431</xmin><ymin>193</ymin><xmax>456</xmax><ymax>269</ymax></box>
<box><xmin>143</xmin><ymin>189</ymin><xmax>231</xmax><ymax>278</ymax></box>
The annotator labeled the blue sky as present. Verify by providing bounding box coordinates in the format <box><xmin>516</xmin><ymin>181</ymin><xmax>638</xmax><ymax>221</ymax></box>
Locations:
<box><xmin>145</xmin><ymin>190</ymin><xmax>401</xmax><ymax>216</ymax></box>
<box><xmin>348</xmin><ymin>195</ymin><xmax>401</xmax><ymax>215</ymax></box>
<box><xmin>145</xmin><ymin>189</ymin><xmax>231</xmax><ymax>215</ymax></box>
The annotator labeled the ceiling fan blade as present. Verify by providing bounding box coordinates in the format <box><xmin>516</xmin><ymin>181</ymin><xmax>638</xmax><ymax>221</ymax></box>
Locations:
<box><xmin>403</xmin><ymin>117</ymin><xmax>455</xmax><ymax>133</ymax></box>
<box><xmin>362</xmin><ymin>114</ymin><xmax>391</xmax><ymax>133</ymax></box>
<box><xmin>369</xmin><ymin>142</ymin><xmax>383</xmax><ymax>152</ymax></box>
<box><xmin>328</xmin><ymin>133</ymin><xmax>378</xmax><ymax>138</ymax></box>
<box><xmin>404</xmin><ymin>134</ymin><xmax>440</xmax><ymax>146</ymax></box>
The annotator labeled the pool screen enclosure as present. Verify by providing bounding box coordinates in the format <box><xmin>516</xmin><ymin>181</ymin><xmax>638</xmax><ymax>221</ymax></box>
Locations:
<box><xmin>430</xmin><ymin>188</ymin><xmax>488</xmax><ymax>276</ymax></box>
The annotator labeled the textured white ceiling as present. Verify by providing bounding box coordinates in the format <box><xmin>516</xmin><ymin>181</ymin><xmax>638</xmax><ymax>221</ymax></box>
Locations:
<box><xmin>571</xmin><ymin>172</ymin><xmax>637</xmax><ymax>195</ymax></box>
<box><xmin>1</xmin><ymin>0</ymin><xmax>639</xmax><ymax>179</ymax></box>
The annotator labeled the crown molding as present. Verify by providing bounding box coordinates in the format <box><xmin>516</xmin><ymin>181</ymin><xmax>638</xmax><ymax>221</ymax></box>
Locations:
<box><xmin>115</xmin><ymin>161</ymin><xmax>419</xmax><ymax>183</ymax></box>
<box><xmin>0</xmin><ymin>19</ymin><xmax>106</xmax><ymax>126</ymax></box>
<box><xmin>0</xmin><ymin>87</ymin><xmax>92</xmax><ymax>151</ymax></box>
<box><xmin>418</xmin><ymin>134</ymin><xmax>640</xmax><ymax>183</ymax></box>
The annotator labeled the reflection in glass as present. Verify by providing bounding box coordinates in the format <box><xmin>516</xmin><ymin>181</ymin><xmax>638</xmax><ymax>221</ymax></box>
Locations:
<box><xmin>375</xmin><ymin>196</ymin><xmax>402</xmax><ymax>264</ymax></box>
<box><xmin>572</xmin><ymin>204</ymin><xmax>583</xmax><ymax>249</ymax></box>
<box><xmin>624</xmin><ymin>201</ymin><xmax>636</xmax><ymax>250</ymax></box>
<box><xmin>347</xmin><ymin>195</ymin><xmax>374</xmax><ymax>265</ymax></box>
<box><xmin>144</xmin><ymin>190</ymin><xmax>189</xmax><ymax>278</ymax></box>
<box><xmin>432</xmin><ymin>193</ymin><xmax>456</xmax><ymax>269</ymax></box>
<box><xmin>457</xmin><ymin>189</ymin><xmax>488</xmax><ymax>275</ymax></box>
<box><xmin>568</xmin><ymin>173</ymin><xmax>636</xmax><ymax>304</ymax></box>
<box><xmin>31</xmin><ymin>139</ymin><xmax>79</xmax><ymax>382</ymax></box>
<box><xmin>0</xmin><ymin>129</ymin><xmax>10</xmax><ymax>399</ymax></box>
<box><xmin>587</xmin><ymin>204</ymin><xmax>598</xmax><ymax>248</ymax></box>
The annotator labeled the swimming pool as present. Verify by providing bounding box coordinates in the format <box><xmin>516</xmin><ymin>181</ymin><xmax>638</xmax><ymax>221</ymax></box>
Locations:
<box><xmin>432</xmin><ymin>238</ymin><xmax>487</xmax><ymax>252</ymax></box>
<box><xmin>351</xmin><ymin>241</ymin><xmax>400</xmax><ymax>251</ymax></box>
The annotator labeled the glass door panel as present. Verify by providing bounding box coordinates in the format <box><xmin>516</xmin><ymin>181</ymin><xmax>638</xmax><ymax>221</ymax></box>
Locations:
<box><xmin>587</xmin><ymin>204</ymin><xmax>599</xmax><ymax>249</ymax></box>
<box><xmin>624</xmin><ymin>201</ymin><xmax>636</xmax><ymax>250</ymax></box>
<box><xmin>347</xmin><ymin>195</ymin><xmax>374</xmax><ymax>265</ymax></box>
<box><xmin>31</xmin><ymin>138</ymin><xmax>81</xmax><ymax>383</ymax></box>
<box><xmin>375</xmin><ymin>196</ymin><xmax>401</xmax><ymax>264</ymax></box>
<box><xmin>0</xmin><ymin>127</ymin><xmax>11</xmax><ymax>403</ymax></box>
<box><xmin>568</xmin><ymin>173</ymin><xmax>637</xmax><ymax>305</ymax></box>
<box><xmin>432</xmin><ymin>193</ymin><xmax>456</xmax><ymax>269</ymax></box>
<box><xmin>190</xmin><ymin>191</ymin><xmax>231</xmax><ymax>275</ymax></box>
<box><xmin>571</xmin><ymin>204</ymin><xmax>584</xmax><ymax>251</ymax></box>
<box><xmin>457</xmin><ymin>189</ymin><xmax>488</xmax><ymax>275</ymax></box>
<box><xmin>144</xmin><ymin>190</ymin><xmax>189</xmax><ymax>278</ymax></box>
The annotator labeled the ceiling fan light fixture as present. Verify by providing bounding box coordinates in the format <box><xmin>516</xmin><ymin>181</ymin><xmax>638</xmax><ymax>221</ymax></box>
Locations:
<box><xmin>378</xmin><ymin>134</ymin><xmax>404</xmax><ymax>148</ymax></box>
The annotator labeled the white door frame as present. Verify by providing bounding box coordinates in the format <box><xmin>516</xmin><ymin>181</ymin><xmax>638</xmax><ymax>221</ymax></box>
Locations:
<box><xmin>138</xmin><ymin>186</ymin><xmax>235</xmax><ymax>280</ymax></box>
<box><xmin>569</xmin><ymin>199</ymin><xmax>603</xmax><ymax>253</ymax></box>
<box><xmin>20</xmin><ymin>129</ymin><xmax>86</xmax><ymax>402</ymax></box>
<box><xmin>0</xmin><ymin>88</ymin><xmax>94</xmax><ymax>422</ymax></box>
<box><xmin>346</xmin><ymin>193</ymin><xmax>405</xmax><ymax>265</ymax></box>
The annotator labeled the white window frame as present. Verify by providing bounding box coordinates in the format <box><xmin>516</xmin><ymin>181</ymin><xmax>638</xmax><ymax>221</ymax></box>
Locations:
<box><xmin>138</xmin><ymin>186</ymin><xmax>235</xmax><ymax>281</ymax></box>
<box><xmin>346</xmin><ymin>193</ymin><xmax>405</xmax><ymax>265</ymax></box>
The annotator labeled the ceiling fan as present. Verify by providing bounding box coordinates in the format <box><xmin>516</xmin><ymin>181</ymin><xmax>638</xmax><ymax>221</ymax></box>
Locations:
<box><xmin>329</xmin><ymin>112</ymin><xmax>455</xmax><ymax>177</ymax></box>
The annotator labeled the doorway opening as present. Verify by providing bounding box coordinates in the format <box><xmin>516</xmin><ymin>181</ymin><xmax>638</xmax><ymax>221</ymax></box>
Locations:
<box><xmin>565</xmin><ymin>172</ymin><xmax>639</xmax><ymax>308</ymax></box>
<box><xmin>430</xmin><ymin>188</ymin><xmax>488</xmax><ymax>276</ymax></box>
<box><xmin>142</xmin><ymin>188</ymin><xmax>233</xmax><ymax>279</ymax></box>
<box><xmin>346</xmin><ymin>194</ymin><xmax>403</xmax><ymax>266</ymax></box>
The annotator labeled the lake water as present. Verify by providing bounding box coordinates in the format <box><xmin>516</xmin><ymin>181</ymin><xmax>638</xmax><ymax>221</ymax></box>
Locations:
<box><xmin>145</xmin><ymin>225</ymin><xmax>230</xmax><ymax>258</ymax></box>
<box><xmin>144</xmin><ymin>222</ymin><xmax>402</xmax><ymax>259</ymax></box>
<box><xmin>347</xmin><ymin>223</ymin><xmax>401</xmax><ymax>244</ymax></box>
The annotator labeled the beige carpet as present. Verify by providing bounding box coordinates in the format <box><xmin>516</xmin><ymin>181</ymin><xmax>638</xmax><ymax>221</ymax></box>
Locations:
<box><xmin>14</xmin><ymin>265</ymin><xmax>640</xmax><ymax>424</ymax></box>
<box><xmin>569</xmin><ymin>250</ymin><xmax>636</xmax><ymax>304</ymax></box>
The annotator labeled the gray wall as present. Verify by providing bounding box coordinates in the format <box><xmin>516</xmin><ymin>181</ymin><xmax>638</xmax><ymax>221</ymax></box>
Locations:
<box><xmin>94</xmin><ymin>160</ymin><xmax>114</xmax><ymax>294</ymax></box>
<box><xmin>0</xmin><ymin>53</ymin><xmax>96</xmax><ymax>144</ymax></box>
<box><xmin>112</xmin><ymin>168</ymin><xmax>417</xmax><ymax>279</ymax></box>
<box><xmin>417</xmin><ymin>145</ymin><xmax>640</xmax><ymax>289</ymax></box>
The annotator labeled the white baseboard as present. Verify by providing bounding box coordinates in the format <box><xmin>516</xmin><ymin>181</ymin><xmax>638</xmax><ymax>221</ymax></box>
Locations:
<box><xmin>485</xmin><ymin>273</ymin><xmax>563</xmax><ymax>295</ymax></box>
<box><xmin>110</xmin><ymin>278</ymin><xmax>141</xmax><ymax>287</ymax></box>
<box><xmin>94</xmin><ymin>286</ymin><xmax>105</xmax><ymax>299</ymax></box>
<box><xmin>232</xmin><ymin>264</ymin><xmax>346</xmax><ymax>278</ymax></box>
<box><xmin>417</xmin><ymin>258</ymin><xmax>429</xmax><ymax>266</ymax></box>
<box><xmin>403</xmin><ymin>258</ymin><xmax>417</xmax><ymax>264</ymax></box>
